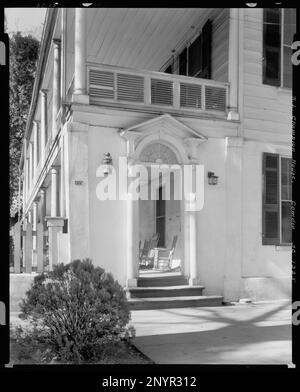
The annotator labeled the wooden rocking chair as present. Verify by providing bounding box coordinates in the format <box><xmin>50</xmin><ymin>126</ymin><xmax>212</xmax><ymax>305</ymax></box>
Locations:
<box><xmin>154</xmin><ymin>235</ymin><xmax>178</xmax><ymax>271</ymax></box>
<box><xmin>139</xmin><ymin>233</ymin><xmax>160</xmax><ymax>267</ymax></box>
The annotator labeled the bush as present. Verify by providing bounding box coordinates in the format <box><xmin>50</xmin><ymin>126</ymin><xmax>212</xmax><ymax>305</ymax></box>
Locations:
<box><xmin>19</xmin><ymin>259</ymin><xmax>135</xmax><ymax>363</ymax></box>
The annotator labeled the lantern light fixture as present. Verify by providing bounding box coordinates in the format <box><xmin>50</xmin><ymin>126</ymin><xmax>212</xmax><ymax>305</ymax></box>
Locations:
<box><xmin>102</xmin><ymin>152</ymin><xmax>113</xmax><ymax>175</ymax></box>
<box><xmin>208</xmin><ymin>171</ymin><xmax>218</xmax><ymax>185</ymax></box>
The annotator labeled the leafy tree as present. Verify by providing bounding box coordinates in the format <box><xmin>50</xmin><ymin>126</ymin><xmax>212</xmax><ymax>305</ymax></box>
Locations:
<box><xmin>9</xmin><ymin>32</ymin><xmax>40</xmax><ymax>217</ymax></box>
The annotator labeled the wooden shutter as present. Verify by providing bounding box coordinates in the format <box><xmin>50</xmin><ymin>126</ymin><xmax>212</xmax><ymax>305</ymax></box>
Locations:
<box><xmin>200</xmin><ymin>19</ymin><xmax>212</xmax><ymax>79</ymax></box>
<box><xmin>179</xmin><ymin>48</ymin><xmax>187</xmax><ymax>76</ymax></box>
<box><xmin>262</xmin><ymin>153</ymin><xmax>280</xmax><ymax>245</ymax></box>
<box><xmin>165</xmin><ymin>64</ymin><xmax>172</xmax><ymax>74</ymax></box>
<box><xmin>263</xmin><ymin>8</ymin><xmax>281</xmax><ymax>86</ymax></box>
<box><xmin>188</xmin><ymin>34</ymin><xmax>202</xmax><ymax>77</ymax></box>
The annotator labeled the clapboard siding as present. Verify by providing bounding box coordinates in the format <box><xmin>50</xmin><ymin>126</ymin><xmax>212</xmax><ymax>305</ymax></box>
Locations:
<box><xmin>243</xmin><ymin>8</ymin><xmax>292</xmax><ymax>140</ymax></box>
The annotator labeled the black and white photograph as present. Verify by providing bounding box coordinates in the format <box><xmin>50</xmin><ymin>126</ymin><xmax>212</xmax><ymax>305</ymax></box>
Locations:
<box><xmin>1</xmin><ymin>1</ymin><xmax>299</xmax><ymax>385</ymax></box>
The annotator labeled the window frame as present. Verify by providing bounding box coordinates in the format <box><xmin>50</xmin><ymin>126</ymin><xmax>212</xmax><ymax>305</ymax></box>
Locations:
<box><xmin>165</xmin><ymin>19</ymin><xmax>212</xmax><ymax>79</ymax></box>
<box><xmin>263</xmin><ymin>8</ymin><xmax>296</xmax><ymax>89</ymax></box>
<box><xmin>279</xmin><ymin>155</ymin><xmax>292</xmax><ymax>245</ymax></box>
<box><xmin>262</xmin><ymin>152</ymin><xmax>292</xmax><ymax>246</ymax></box>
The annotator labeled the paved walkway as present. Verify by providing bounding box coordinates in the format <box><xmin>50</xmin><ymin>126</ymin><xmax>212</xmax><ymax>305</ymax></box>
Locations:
<box><xmin>130</xmin><ymin>300</ymin><xmax>292</xmax><ymax>364</ymax></box>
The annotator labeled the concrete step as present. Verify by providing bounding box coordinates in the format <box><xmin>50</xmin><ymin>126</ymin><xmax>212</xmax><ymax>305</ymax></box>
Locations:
<box><xmin>137</xmin><ymin>275</ymin><xmax>189</xmax><ymax>287</ymax></box>
<box><xmin>129</xmin><ymin>295</ymin><xmax>223</xmax><ymax>310</ymax></box>
<box><xmin>127</xmin><ymin>285</ymin><xmax>205</xmax><ymax>298</ymax></box>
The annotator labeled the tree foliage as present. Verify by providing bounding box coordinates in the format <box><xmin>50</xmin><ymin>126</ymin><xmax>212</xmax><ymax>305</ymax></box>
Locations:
<box><xmin>9</xmin><ymin>32</ymin><xmax>40</xmax><ymax>217</ymax></box>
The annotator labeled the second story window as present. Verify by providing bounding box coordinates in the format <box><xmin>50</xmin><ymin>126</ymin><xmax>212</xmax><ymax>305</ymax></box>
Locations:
<box><xmin>165</xmin><ymin>19</ymin><xmax>212</xmax><ymax>79</ymax></box>
<box><xmin>263</xmin><ymin>8</ymin><xmax>296</xmax><ymax>88</ymax></box>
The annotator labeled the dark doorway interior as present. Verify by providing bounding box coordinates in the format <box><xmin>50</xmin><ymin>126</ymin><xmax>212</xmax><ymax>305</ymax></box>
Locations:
<box><xmin>156</xmin><ymin>186</ymin><xmax>166</xmax><ymax>247</ymax></box>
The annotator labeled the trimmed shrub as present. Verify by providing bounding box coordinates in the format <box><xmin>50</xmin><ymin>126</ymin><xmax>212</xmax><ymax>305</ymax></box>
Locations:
<box><xmin>19</xmin><ymin>259</ymin><xmax>135</xmax><ymax>363</ymax></box>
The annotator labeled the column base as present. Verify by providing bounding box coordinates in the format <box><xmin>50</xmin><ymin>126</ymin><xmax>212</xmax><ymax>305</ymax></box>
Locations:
<box><xmin>72</xmin><ymin>94</ymin><xmax>89</xmax><ymax>104</ymax></box>
<box><xmin>227</xmin><ymin>110</ymin><xmax>240</xmax><ymax>121</ymax></box>
<box><xmin>126</xmin><ymin>278</ymin><xmax>138</xmax><ymax>288</ymax></box>
<box><xmin>189</xmin><ymin>277</ymin><xmax>201</xmax><ymax>286</ymax></box>
<box><xmin>45</xmin><ymin>216</ymin><xmax>65</xmax><ymax>228</ymax></box>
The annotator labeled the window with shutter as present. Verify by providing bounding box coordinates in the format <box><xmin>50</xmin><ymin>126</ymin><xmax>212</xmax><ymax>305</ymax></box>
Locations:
<box><xmin>263</xmin><ymin>8</ymin><xmax>296</xmax><ymax>88</ymax></box>
<box><xmin>179</xmin><ymin>48</ymin><xmax>187</xmax><ymax>76</ymax></box>
<box><xmin>188</xmin><ymin>34</ymin><xmax>202</xmax><ymax>77</ymax></box>
<box><xmin>188</xmin><ymin>20</ymin><xmax>212</xmax><ymax>79</ymax></box>
<box><xmin>170</xmin><ymin>19</ymin><xmax>212</xmax><ymax>79</ymax></box>
<box><xmin>165</xmin><ymin>64</ymin><xmax>172</xmax><ymax>74</ymax></box>
<box><xmin>262</xmin><ymin>153</ymin><xmax>292</xmax><ymax>245</ymax></box>
<box><xmin>262</xmin><ymin>153</ymin><xmax>280</xmax><ymax>244</ymax></box>
<box><xmin>200</xmin><ymin>19</ymin><xmax>212</xmax><ymax>79</ymax></box>
<box><xmin>263</xmin><ymin>8</ymin><xmax>281</xmax><ymax>86</ymax></box>
<box><xmin>282</xmin><ymin>8</ymin><xmax>296</xmax><ymax>88</ymax></box>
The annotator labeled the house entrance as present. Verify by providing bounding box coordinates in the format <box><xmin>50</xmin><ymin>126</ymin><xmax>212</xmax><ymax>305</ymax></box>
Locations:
<box><xmin>138</xmin><ymin>142</ymin><xmax>183</xmax><ymax>275</ymax></box>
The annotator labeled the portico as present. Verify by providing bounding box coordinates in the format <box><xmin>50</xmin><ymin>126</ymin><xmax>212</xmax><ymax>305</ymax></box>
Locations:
<box><xmin>119</xmin><ymin>114</ymin><xmax>206</xmax><ymax>287</ymax></box>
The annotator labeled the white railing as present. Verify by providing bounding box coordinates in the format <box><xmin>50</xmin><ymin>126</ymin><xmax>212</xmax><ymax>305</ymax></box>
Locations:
<box><xmin>86</xmin><ymin>62</ymin><xmax>229</xmax><ymax>115</ymax></box>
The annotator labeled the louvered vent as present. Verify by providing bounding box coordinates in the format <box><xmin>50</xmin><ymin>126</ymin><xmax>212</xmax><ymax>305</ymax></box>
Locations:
<box><xmin>151</xmin><ymin>79</ymin><xmax>173</xmax><ymax>106</ymax></box>
<box><xmin>89</xmin><ymin>69</ymin><xmax>114</xmax><ymax>100</ymax></box>
<box><xmin>117</xmin><ymin>73</ymin><xmax>144</xmax><ymax>102</ymax></box>
<box><xmin>205</xmin><ymin>86</ymin><xmax>226</xmax><ymax>111</ymax></box>
<box><xmin>180</xmin><ymin>83</ymin><xmax>202</xmax><ymax>109</ymax></box>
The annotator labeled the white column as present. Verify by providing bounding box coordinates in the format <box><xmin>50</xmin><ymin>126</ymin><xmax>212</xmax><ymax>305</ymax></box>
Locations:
<box><xmin>52</xmin><ymin>39</ymin><xmax>61</xmax><ymax>139</ymax></box>
<box><xmin>184</xmin><ymin>165</ymin><xmax>199</xmax><ymax>286</ymax></box>
<box><xmin>50</xmin><ymin>167</ymin><xmax>59</xmax><ymax>217</ymax></box>
<box><xmin>74</xmin><ymin>8</ymin><xmax>88</xmax><ymax>101</ymax></box>
<box><xmin>61</xmin><ymin>8</ymin><xmax>67</xmax><ymax>105</ymax></box>
<box><xmin>60</xmin><ymin>136</ymin><xmax>66</xmax><ymax>217</ymax></box>
<box><xmin>40</xmin><ymin>89</ymin><xmax>48</xmax><ymax>164</ymax></box>
<box><xmin>39</xmin><ymin>188</ymin><xmax>47</xmax><ymax>268</ymax></box>
<box><xmin>188</xmin><ymin>209</ymin><xmax>197</xmax><ymax>285</ymax></box>
<box><xmin>23</xmin><ymin>140</ymin><xmax>28</xmax><ymax>209</ymax></box>
<box><xmin>28</xmin><ymin>142</ymin><xmax>33</xmax><ymax>193</ymax></box>
<box><xmin>227</xmin><ymin>8</ymin><xmax>240</xmax><ymax>121</ymax></box>
<box><xmin>32</xmin><ymin>121</ymin><xmax>38</xmax><ymax>178</ymax></box>
<box><xmin>25</xmin><ymin>158</ymin><xmax>30</xmax><ymax>199</ymax></box>
<box><xmin>46</xmin><ymin>169</ymin><xmax>64</xmax><ymax>270</ymax></box>
<box><xmin>32</xmin><ymin>201</ymin><xmax>38</xmax><ymax>267</ymax></box>
<box><xmin>39</xmin><ymin>188</ymin><xmax>47</xmax><ymax>229</ymax></box>
<box><xmin>223</xmin><ymin>137</ymin><xmax>243</xmax><ymax>300</ymax></box>
<box><xmin>126</xmin><ymin>164</ymin><xmax>139</xmax><ymax>287</ymax></box>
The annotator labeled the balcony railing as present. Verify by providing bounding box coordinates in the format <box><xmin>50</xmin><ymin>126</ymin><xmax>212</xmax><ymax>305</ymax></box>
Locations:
<box><xmin>86</xmin><ymin>62</ymin><xmax>229</xmax><ymax>116</ymax></box>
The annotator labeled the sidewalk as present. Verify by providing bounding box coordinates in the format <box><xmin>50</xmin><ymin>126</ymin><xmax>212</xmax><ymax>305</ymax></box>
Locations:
<box><xmin>130</xmin><ymin>300</ymin><xmax>292</xmax><ymax>364</ymax></box>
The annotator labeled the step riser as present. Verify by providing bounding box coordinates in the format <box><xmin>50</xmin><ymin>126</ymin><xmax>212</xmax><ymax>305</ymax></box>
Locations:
<box><xmin>138</xmin><ymin>278</ymin><xmax>189</xmax><ymax>287</ymax></box>
<box><xmin>129</xmin><ymin>298</ymin><xmax>223</xmax><ymax>311</ymax></box>
<box><xmin>129</xmin><ymin>288</ymin><xmax>204</xmax><ymax>298</ymax></box>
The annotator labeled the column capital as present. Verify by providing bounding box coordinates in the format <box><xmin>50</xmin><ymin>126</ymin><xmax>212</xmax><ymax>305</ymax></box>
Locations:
<box><xmin>50</xmin><ymin>165</ymin><xmax>60</xmax><ymax>173</ymax></box>
<box><xmin>40</xmin><ymin>88</ymin><xmax>48</xmax><ymax>96</ymax></box>
<box><xmin>225</xmin><ymin>136</ymin><xmax>243</xmax><ymax>148</ymax></box>
<box><xmin>52</xmin><ymin>38</ymin><xmax>61</xmax><ymax>46</ymax></box>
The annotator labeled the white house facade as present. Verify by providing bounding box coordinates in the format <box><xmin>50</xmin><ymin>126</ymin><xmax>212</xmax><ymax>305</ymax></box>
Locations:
<box><xmin>13</xmin><ymin>7</ymin><xmax>294</xmax><ymax>305</ymax></box>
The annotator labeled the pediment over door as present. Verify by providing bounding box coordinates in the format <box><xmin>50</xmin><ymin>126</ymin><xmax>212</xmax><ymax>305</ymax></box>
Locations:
<box><xmin>119</xmin><ymin>114</ymin><xmax>207</xmax><ymax>163</ymax></box>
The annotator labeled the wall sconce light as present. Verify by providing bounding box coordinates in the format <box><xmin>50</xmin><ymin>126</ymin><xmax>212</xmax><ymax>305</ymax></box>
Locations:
<box><xmin>102</xmin><ymin>152</ymin><xmax>113</xmax><ymax>175</ymax></box>
<box><xmin>208</xmin><ymin>171</ymin><xmax>218</xmax><ymax>185</ymax></box>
